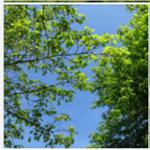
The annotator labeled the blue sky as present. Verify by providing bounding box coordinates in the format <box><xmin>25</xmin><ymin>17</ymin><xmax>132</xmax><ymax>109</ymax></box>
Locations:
<box><xmin>15</xmin><ymin>5</ymin><xmax>132</xmax><ymax>148</ymax></box>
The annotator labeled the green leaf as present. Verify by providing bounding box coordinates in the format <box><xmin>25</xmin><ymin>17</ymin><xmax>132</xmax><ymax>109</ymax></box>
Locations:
<box><xmin>90</xmin><ymin>54</ymin><xmax>98</xmax><ymax>61</ymax></box>
<box><xmin>55</xmin><ymin>114</ymin><xmax>70</xmax><ymax>122</ymax></box>
<box><xmin>65</xmin><ymin>39</ymin><xmax>75</xmax><ymax>48</ymax></box>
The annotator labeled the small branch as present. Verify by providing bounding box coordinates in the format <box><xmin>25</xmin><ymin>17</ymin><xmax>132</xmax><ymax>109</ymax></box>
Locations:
<box><xmin>6</xmin><ymin>81</ymin><xmax>70</xmax><ymax>97</ymax></box>
<box><xmin>4</xmin><ymin>51</ymin><xmax>101</xmax><ymax>66</ymax></box>
<box><xmin>5</xmin><ymin>101</ymin><xmax>54</xmax><ymax>133</ymax></box>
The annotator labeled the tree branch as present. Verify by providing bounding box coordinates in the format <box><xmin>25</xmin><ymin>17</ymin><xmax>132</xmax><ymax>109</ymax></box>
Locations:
<box><xmin>5</xmin><ymin>101</ymin><xmax>54</xmax><ymax>133</ymax></box>
<box><xmin>6</xmin><ymin>81</ymin><xmax>70</xmax><ymax>97</ymax></box>
<box><xmin>4</xmin><ymin>51</ymin><xmax>100</xmax><ymax>66</ymax></box>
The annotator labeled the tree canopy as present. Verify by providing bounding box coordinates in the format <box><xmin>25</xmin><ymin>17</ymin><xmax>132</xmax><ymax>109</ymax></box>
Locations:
<box><xmin>89</xmin><ymin>5</ymin><xmax>148</xmax><ymax>148</ymax></box>
<box><xmin>4</xmin><ymin>5</ymin><xmax>109</xmax><ymax>148</ymax></box>
<box><xmin>4</xmin><ymin>5</ymin><xmax>148</xmax><ymax>148</ymax></box>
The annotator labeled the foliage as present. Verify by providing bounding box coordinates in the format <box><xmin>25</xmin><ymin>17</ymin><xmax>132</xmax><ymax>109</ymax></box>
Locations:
<box><xmin>4</xmin><ymin>5</ymin><xmax>106</xmax><ymax>148</ymax></box>
<box><xmin>89</xmin><ymin>5</ymin><xmax>148</xmax><ymax>148</ymax></box>
<box><xmin>4</xmin><ymin>6</ymin><xmax>88</xmax><ymax>147</ymax></box>
<box><xmin>4</xmin><ymin>5</ymin><xmax>148</xmax><ymax>148</ymax></box>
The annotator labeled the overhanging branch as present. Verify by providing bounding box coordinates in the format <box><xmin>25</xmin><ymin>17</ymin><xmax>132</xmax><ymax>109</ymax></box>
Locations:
<box><xmin>5</xmin><ymin>101</ymin><xmax>54</xmax><ymax>133</ymax></box>
<box><xmin>6</xmin><ymin>81</ymin><xmax>70</xmax><ymax>97</ymax></box>
<box><xmin>4</xmin><ymin>51</ymin><xmax>102</xmax><ymax>66</ymax></box>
